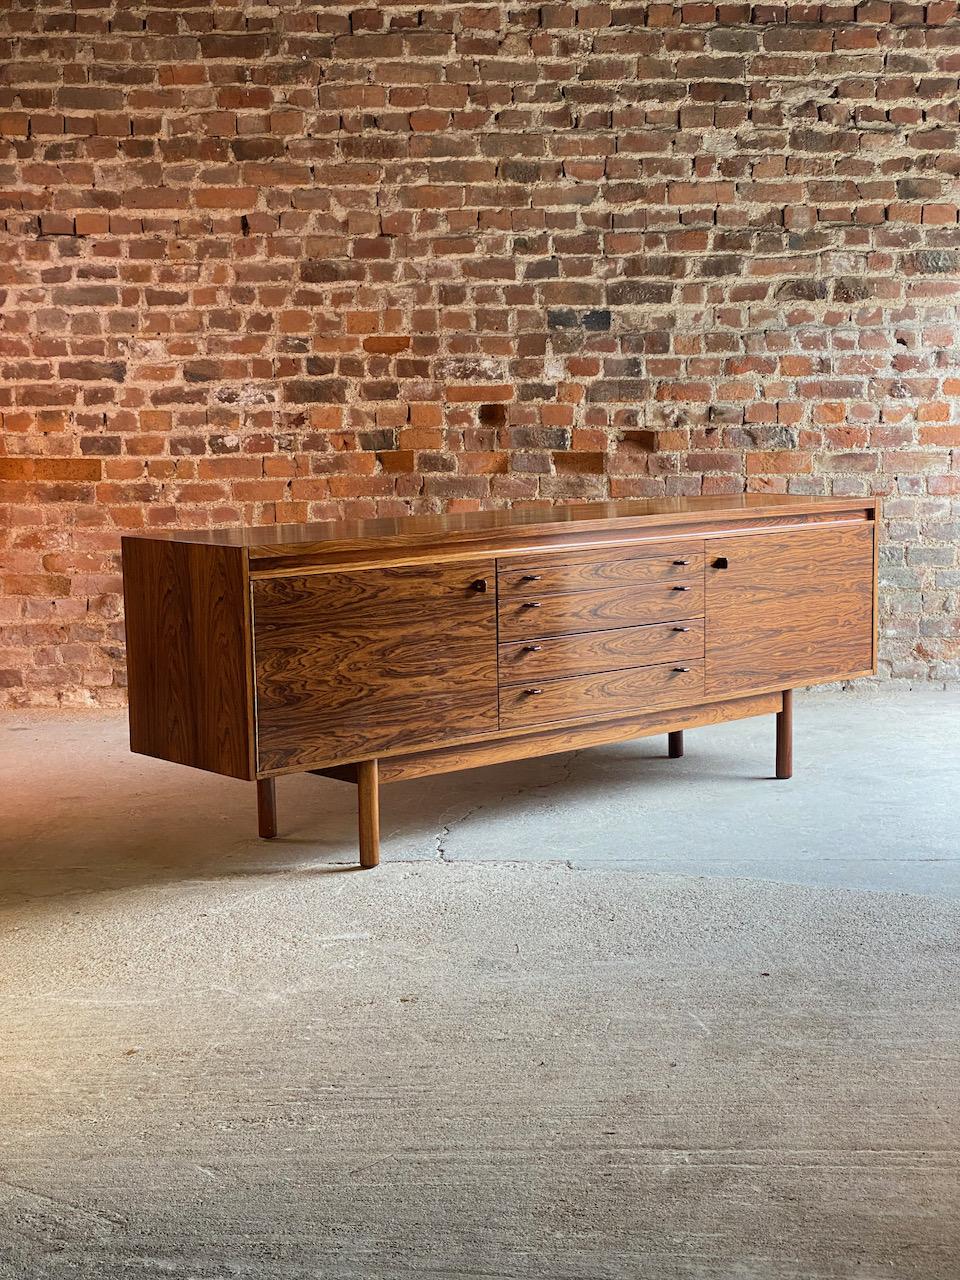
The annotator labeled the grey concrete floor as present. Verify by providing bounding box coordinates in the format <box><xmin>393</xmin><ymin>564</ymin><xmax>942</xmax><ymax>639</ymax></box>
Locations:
<box><xmin>5</xmin><ymin>687</ymin><xmax>956</xmax><ymax>899</ymax></box>
<box><xmin>2</xmin><ymin>688</ymin><xmax>959</xmax><ymax>1278</ymax></box>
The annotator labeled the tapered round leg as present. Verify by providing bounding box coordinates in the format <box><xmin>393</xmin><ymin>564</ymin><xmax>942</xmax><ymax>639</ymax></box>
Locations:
<box><xmin>668</xmin><ymin>730</ymin><xmax>684</xmax><ymax>759</ymax></box>
<box><xmin>257</xmin><ymin>778</ymin><xmax>277</xmax><ymax>839</ymax></box>
<box><xmin>357</xmin><ymin>759</ymin><xmax>380</xmax><ymax>868</ymax></box>
<box><xmin>776</xmin><ymin>689</ymin><xmax>793</xmax><ymax>780</ymax></box>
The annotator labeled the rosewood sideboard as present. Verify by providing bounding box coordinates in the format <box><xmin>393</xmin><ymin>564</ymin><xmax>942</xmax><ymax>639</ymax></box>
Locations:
<box><xmin>122</xmin><ymin>495</ymin><xmax>879</xmax><ymax>867</ymax></box>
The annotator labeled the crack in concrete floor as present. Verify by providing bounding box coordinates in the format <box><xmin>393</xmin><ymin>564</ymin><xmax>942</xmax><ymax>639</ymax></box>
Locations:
<box><xmin>432</xmin><ymin>749</ymin><xmax>585</xmax><ymax>864</ymax></box>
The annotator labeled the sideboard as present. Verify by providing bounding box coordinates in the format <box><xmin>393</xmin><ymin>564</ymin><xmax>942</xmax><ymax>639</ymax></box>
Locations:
<box><xmin>121</xmin><ymin>495</ymin><xmax>879</xmax><ymax>867</ymax></box>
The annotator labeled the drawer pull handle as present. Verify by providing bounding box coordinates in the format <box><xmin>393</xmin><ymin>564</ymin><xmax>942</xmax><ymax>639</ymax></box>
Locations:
<box><xmin>672</xmin><ymin>626</ymin><xmax>691</xmax><ymax>633</ymax></box>
<box><xmin>524</xmin><ymin>644</ymin><xmax>543</xmax><ymax>652</ymax></box>
<box><xmin>522</xmin><ymin>601</ymin><xmax>542</xmax><ymax>608</ymax></box>
<box><xmin>471</xmin><ymin>578</ymin><xmax>488</xmax><ymax>592</ymax></box>
<box><xmin>672</xmin><ymin>585</ymin><xmax>691</xmax><ymax>591</ymax></box>
<box><xmin>525</xmin><ymin>688</ymin><xmax>544</xmax><ymax>696</ymax></box>
<box><xmin>673</xmin><ymin>559</ymin><xmax>690</xmax><ymax>565</ymax></box>
<box><xmin>521</xmin><ymin>573</ymin><xmax>542</xmax><ymax>582</ymax></box>
<box><xmin>713</xmin><ymin>557</ymin><xmax>729</xmax><ymax>569</ymax></box>
<box><xmin>673</xmin><ymin>666</ymin><xmax>692</xmax><ymax>673</ymax></box>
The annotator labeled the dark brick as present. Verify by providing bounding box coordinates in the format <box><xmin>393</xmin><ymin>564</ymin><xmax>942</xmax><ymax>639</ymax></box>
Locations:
<box><xmin>911</xmin><ymin>250</ymin><xmax>959</xmax><ymax>273</ymax></box>
<box><xmin>508</xmin><ymin>427</ymin><xmax>570</xmax><ymax>449</ymax></box>
<box><xmin>606</xmin><ymin>282</ymin><xmax>675</xmax><ymax>306</ymax></box>
<box><xmin>59</xmin><ymin>360</ymin><xmax>125</xmax><ymax>382</ymax></box>
<box><xmin>199</xmin><ymin>34</ymin><xmax>272</xmax><ymax>59</ymax></box>
<box><xmin>284</xmin><ymin>380</ymin><xmax>348</xmax><ymax>404</ymax></box>
<box><xmin>775</xmin><ymin>280</ymin><xmax>829</xmax><ymax>301</ymax></box>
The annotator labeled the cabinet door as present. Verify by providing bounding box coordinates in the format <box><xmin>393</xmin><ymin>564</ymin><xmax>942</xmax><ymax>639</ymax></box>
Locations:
<box><xmin>705</xmin><ymin>523</ymin><xmax>875</xmax><ymax>698</ymax></box>
<box><xmin>253</xmin><ymin>560</ymin><xmax>497</xmax><ymax>772</ymax></box>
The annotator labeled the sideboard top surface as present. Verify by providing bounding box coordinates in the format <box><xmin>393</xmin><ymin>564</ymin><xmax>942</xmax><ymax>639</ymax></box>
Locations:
<box><xmin>126</xmin><ymin>495</ymin><xmax>877</xmax><ymax>563</ymax></box>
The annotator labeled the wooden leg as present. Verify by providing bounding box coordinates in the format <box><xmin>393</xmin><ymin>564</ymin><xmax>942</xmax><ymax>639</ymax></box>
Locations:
<box><xmin>776</xmin><ymin>689</ymin><xmax>793</xmax><ymax>780</ymax></box>
<box><xmin>257</xmin><ymin>777</ymin><xmax>277</xmax><ymax>839</ymax></box>
<box><xmin>668</xmin><ymin>730</ymin><xmax>684</xmax><ymax>759</ymax></box>
<box><xmin>357</xmin><ymin>759</ymin><xmax>380</xmax><ymax>869</ymax></box>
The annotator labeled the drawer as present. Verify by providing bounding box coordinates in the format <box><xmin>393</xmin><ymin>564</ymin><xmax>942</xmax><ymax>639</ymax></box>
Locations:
<box><xmin>498</xmin><ymin>618</ymin><xmax>704</xmax><ymax>684</ymax></box>
<box><xmin>254</xmin><ymin>560</ymin><xmax>493</xmax><ymax>627</ymax></box>
<box><xmin>499</xmin><ymin>660</ymin><xmax>705</xmax><ymax>730</ymax></box>
<box><xmin>498</xmin><ymin>579</ymin><xmax>704</xmax><ymax>640</ymax></box>
<box><xmin>498</xmin><ymin>551</ymin><xmax>703</xmax><ymax>596</ymax></box>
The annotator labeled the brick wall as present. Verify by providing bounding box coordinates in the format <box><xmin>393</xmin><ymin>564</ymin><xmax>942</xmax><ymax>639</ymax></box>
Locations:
<box><xmin>2</xmin><ymin>2</ymin><xmax>959</xmax><ymax>706</ymax></box>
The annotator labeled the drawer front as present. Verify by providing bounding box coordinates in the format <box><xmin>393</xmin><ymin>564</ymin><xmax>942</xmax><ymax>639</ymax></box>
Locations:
<box><xmin>253</xmin><ymin>561</ymin><xmax>493</xmax><ymax>625</ymax></box>
<box><xmin>500</xmin><ymin>661</ymin><xmax>705</xmax><ymax>730</ymax></box>
<box><xmin>253</xmin><ymin>560</ymin><xmax>498</xmax><ymax>772</ymax></box>
<box><xmin>498</xmin><ymin>551</ymin><xmax>703</xmax><ymax>597</ymax></box>
<box><xmin>705</xmin><ymin>523</ymin><xmax>875</xmax><ymax>697</ymax></box>
<box><xmin>498</xmin><ymin>579</ymin><xmax>704</xmax><ymax>640</ymax></box>
<box><xmin>499</xmin><ymin>619</ymin><xmax>704</xmax><ymax>684</ymax></box>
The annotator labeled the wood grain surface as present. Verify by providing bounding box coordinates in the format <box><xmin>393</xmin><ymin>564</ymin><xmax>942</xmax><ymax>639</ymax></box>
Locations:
<box><xmin>357</xmin><ymin>759</ymin><xmax>380</xmax><ymax>869</ymax></box>
<box><xmin>498</xmin><ymin>619</ymin><xmax>704</xmax><ymax>684</ymax></box>
<box><xmin>252</xmin><ymin>561</ymin><xmax>493</xmax><ymax>623</ymax></box>
<box><xmin>497</xmin><ymin>538</ymin><xmax>703</xmax><ymax>573</ymax></box>
<box><xmin>497</xmin><ymin>550</ymin><xmax>704</xmax><ymax>597</ymax></box>
<box><xmin>499</xmin><ymin>661</ymin><xmax>705</xmax><ymax>730</ymax></box>
<box><xmin>130</xmin><ymin>494</ymin><xmax>876</xmax><ymax>560</ymax></box>
<box><xmin>310</xmin><ymin>691</ymin><xmax>782</xmax><ymax>782</ymax></box>
<box><xmin>253</xmin><ymin>560</ymin><xmax>498</xmax><ymax>772</ymax></box>
<box><xmin>704</xmin><ymin>524</ymin><xmax>875</xmax><ymax>697</ymax></box>
<box><xmin>245</xmin><ymin>513</ymin><xmax>870</xmax><ymax>576</ymax></box>
<box><xmin>122</xmin><ymin>537</ymin><xmax>254</xmax><ymax>779</ymax></box>
<box><xmin>122</xmin><ymin>501</ymin><xmax>877</xmax><ymax>795</ymax></box>
<box><xmin>498</xmin><ymin>579</ymin><xmax>704</xmax><ymax>640</ymax></box>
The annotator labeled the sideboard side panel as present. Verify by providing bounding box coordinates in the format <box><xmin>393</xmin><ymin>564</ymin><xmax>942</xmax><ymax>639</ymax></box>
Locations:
<box><xmin>122</xmin><ymin>538</ymin><xmax>255</xmax><ymax>780</ymax></box>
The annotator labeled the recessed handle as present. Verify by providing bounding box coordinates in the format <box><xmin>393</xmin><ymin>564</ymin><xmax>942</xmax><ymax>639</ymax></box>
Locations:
<box><xmin>523</xmin><ymin>644</ymin><xmax>543</xmax><ymax>652</ymax></box>
<box><xmin>673</xmin><ymin>666</ymin><xmax>691</xmax><ymax>673</ymax></box>
<box><xmin>522</xmin><ymin>600</ymin><xmax>542</xmax><ymax>608</ymax></box>
<box><xmin>672</xmin><ymin>585</ymin><xmax>691</xmax><ymax>591</ymax></box>
<box><xmin>521</xmin><ymin>573</ymin><xmax>542</xmax><ymax>582</ymax></box>
<box><xmin>672</xmin><ymin>626</ymin><xmax>691</xmax><ymax>633</ymax></box>
<box><xmin>471</xmin><ymin>578</ymin><xmax>488</xmax><ymax>592</ymax></box>
<box><xmin>712</xmin><ymin>557</ymin><xmax>728</xmax><ymax>569</ymax></box>
<box><xmin>672</xmin><ymin>559</ymin><xmax>690</xmax><ymax>565</ymax></box>
<box><xmin>525</xmin><ymin>687</ymin><xmax>543</xmax><ymax>696</ymax></box>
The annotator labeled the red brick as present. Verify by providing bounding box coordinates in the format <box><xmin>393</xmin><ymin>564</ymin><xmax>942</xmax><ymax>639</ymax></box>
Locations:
<box><xmin>194</xmin><ymin>187</ymin><xmax>257</xmax><ymax>209</ymax></box>
<box><xmin>75</xmin><ymin>213</ymin><xmax>110</xmax><ymax>235</ymax></box>
<box><xmin>446</xmin><ymin>385</ymin><xmax>514</xmax><ymax>402</ymax></box>
<box><xmin>0</xmin><ymin>112</ymin><xmax>29</xmax><ymax>136</ymax></box>
<box><xmin>40</xmin><ymin>214</ymin><xmax>74</xmax><ymax>235</ymax></box>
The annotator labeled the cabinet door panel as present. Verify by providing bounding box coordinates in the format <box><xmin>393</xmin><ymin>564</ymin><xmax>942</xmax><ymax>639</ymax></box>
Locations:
<box><xmin>705</xmin><ymin>523</ymin><xmax>875</xmax><ymax>697</ymax></box>
<box><xmin>253</xmin><ymin>561</ymin><xmax>497</xmax><ymax>772</ymax></box>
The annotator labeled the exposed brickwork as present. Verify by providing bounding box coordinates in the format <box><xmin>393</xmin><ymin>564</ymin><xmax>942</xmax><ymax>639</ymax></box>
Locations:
<box><xmin>2</xmin><ymin>2</ymin><xmax>960</xmax><ymax>705</ymax></box>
